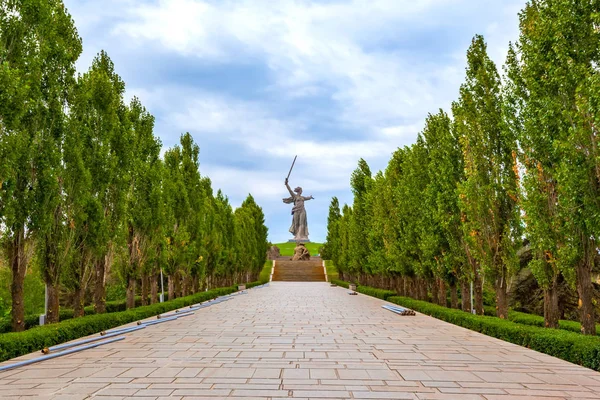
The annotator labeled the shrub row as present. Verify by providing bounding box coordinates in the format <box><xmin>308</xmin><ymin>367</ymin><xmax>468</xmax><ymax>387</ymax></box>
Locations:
<box><xmin>389</xmin><ymin>296</ymin><xmax>600</xmax><ymax>371</ymax></box>
<box><xmin>483</xmin><ymin>306</ymin><xmax>600</xmax><ymax>336</ymax></box>
<box><xmin>330</xmin><ymin>279</ymin><xmax>396</xmax><ymax>300</ymax></box>
<box><xmin>0</xmin><ymin>286</ymin><xmax>241</xmax><ymax>363</ymax></box>
<box><xmin>330</xmin><ymin>278</ymin><xmax>349</xmax><ymax>288</ymax></box>
<box><xmin>0</xmin><ymin>296</ymin><xmax>147</xmax><ymax>334</ymax></box>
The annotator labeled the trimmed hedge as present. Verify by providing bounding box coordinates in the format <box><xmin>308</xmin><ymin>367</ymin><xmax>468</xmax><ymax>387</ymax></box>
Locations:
<box><xmin>355</xmin><ymin>286</ymin><xmax>396</xmax><ymax>300</ymax></box>
<box><xmin>389</xmin><ymin>296</ymin><xmax>600</xmax><ymax>371</ymax></box>
<box><xmin>330</xmin><ymin>278</ymin><xmax>349</xmax><ymax>288</ymax></box>
<box><xmin>0</xmin><ymin>286</ymin><xmax>239</xmax><ymax>362</ymax></box>
<box><xmin>0</xmin><ymin>296</ymin><xmax>147</xmax><ymax>334</ymax></box>
<box><xmin>330</xmin><ymin>279</ymin><xmax>395</xmax><ymax>300</ymax></box>
<box><xmin>483</xmin><ymin>306</ymin><xmax>600</xmax><ymax>336</ymax></box>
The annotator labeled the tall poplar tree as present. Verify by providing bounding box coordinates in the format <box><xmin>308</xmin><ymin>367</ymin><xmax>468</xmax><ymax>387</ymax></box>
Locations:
<box><xmin>349</xmin><ymin>159</ymin><xmax>372</xmax><ymax>281</ymax></box>
<box><xmin>337</xmin><ymin>205</ymin><xmax>353</xmax><ymax>280</ymax></box>
<box><xmin>454</xmin><ymin>35</ymin><xmax>521</xmax><ymax>319</ymax></box>
<box><xmin>0</xmin><ymin>0</ymin><xmax>82</xmax><ymax>329</ymax></box>
<box><xmin>124</xmin><ymin>97</ymin><xmax>161</xmax><ymax>308</ymax></box>
<box><xmin>325</xmin><ymin>197</ymin><xmax>342</xmax><ymax>269</ymax></box>
<box><xmin>422</xmin><ymin>110</ymin><xmax>465</xmax><ymax>308</ymax></box>
<box><xmin>399</xmin><ymin>139</ymin><xmax>431</xmax><ymax>300</ymax></box>
<box><xmin>70</xmin><ymin>51</ymin><xmax>132</xmax><ymax>313</ymax></box>
<box><xmin>510</xmin><ymin>0</ymin><xmax>600</xmax><ymax>333</ymax></box>
<box><xmin>163</xmin><ymin>145</ymin><xmax>190</xmax><ymax>299</ymax></box>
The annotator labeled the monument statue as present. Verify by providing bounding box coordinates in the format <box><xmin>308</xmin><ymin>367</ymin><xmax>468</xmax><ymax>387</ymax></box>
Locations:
<box><xmin>291</xmin><ymin>243</ymin><xmax>311</xmax><ymax>261</ymax></box>
<box><xmin>283</xmin><ymin>178</ymin><xmax>313</xmax><ymax>241</ymax></box>
<box><xmin>282</xmin><ymin>155</ymin><xmax>313</xmax><ymax>242</ymax></box>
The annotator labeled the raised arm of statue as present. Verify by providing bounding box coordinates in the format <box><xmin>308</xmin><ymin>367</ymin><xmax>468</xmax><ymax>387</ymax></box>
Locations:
<box><xmin>285</xmin><ymin>181</ymin><xmax>295</xmax><ymax>198</ymax></box>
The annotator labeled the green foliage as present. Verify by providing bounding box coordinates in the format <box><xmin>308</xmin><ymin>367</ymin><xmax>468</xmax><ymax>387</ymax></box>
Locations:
<box><xmin>330</xmin><ymin>278</ymin><xmax>395</xmax><ymax>300</ymax></box>
<box><xmin>506</xmin><ymin>0</ymin><xmax>600</xmax><ymax>334</ymax></box>
<box><xmin>257</xmin><ymin>261</ymin><xmax>273</xmax><ymax>284</ymax></box>
<box><xmin>0</xmin><ymin>0</ymin><xmax>83</xmax><ymax>331</ymax></box>
<box><xmin>356</xmin><ymin>286</ymin><xmax>396</xmax><ymax>300</ymax></box>
<box><xmin>330</xmin><ymin>279</ymin><xmax>349</xmax><ymax>289</ymax></box>
<box><xmin>348</xmin><ymin>159</ymin><xmax>372</xmax><ymax>277</ymax></box>
<box><xmin>421</xmin><ymin>110</ymin><xmax>465</xmax><ymax>285</ymax></box>
<box><xmin>324</xmin><ymin>198</ymin><xmax>342</xmax><ymax>266</ymax></box>
<box><xmin>105</xmin><ymin>283</ymin><xmax>128</xmax><ymax>302</ymax></box>
<box><xmin>388</xmin><ymin>296</ymin><xmax>600</xmax><ymax>371</ymax></box>
<box><xmin>324</xmin><ymin>260</ymin><xmax>338</xmax><ymax>281</ymax></box>
<box><xmin>482</xmin><ymin>306</ymin><xmax>600</xmax><ymax>336</ymax></box>
<box><xmin>454</xmin><ymin>34</ymin><xmax>521</xmax><ymax>317</ymax></box>
<box><xmin>0</xmin><ymin>0</ymin><xmax>269</xmax><ymax>328</ymax></box>
<box><xmin>325</xmin><ymin>2</ymin><xmax>599</xmax><ymax>333</ymax></box>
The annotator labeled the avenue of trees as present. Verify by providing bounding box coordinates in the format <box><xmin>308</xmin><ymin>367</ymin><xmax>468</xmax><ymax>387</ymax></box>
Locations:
<box><xmin>325</xmin><ymin>0</ymin><xmax>600</xmax><ymax>335</ymax></box>
<box><xmin>0</xmin><ymin>0</ymin><xmax>268</xmax><ymax>332</ymax></box>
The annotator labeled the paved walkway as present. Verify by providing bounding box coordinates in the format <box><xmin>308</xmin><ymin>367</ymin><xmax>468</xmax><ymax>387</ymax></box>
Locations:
<box><xmin>1</xmin><ymin>282</ymin><xmax>599</xmax><ymax>399</ymax></box>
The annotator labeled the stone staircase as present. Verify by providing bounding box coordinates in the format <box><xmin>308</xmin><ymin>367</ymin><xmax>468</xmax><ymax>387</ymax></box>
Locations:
<box><xmin>272</xmin><ymin>257</ymin><xmax>326</xmax><ymax>282</ymax></box>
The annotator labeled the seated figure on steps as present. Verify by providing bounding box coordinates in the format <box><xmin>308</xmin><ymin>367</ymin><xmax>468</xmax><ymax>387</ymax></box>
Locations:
<box><xmin>291</xmin><ymin>243</ymin><xmax>310</xmax><ymax>261</ymax></box>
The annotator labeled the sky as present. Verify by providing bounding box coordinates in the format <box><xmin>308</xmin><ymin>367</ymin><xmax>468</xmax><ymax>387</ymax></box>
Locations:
<box><xmin>63</xmin><ymin>0</ymin><xmax>527</xmax><ymax>243</ymax></box>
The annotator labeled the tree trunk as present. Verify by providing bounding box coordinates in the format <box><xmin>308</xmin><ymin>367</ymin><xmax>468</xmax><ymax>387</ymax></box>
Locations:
<box><xmin>179</xmin><ymin>274</ymin><xmax>184</xmax><ymax>297</ymax></box>
<box><xmin>461</xmin><ymin>279</ymin><xmax>471</xmax><ymax>312</ymax></box>
<box><xmin>141</xmin><ymin>274</ymin><xmax>149</xmax><ymax>306</ymax></box>
<box><xmin>438</xmin><ymin>279</ymin><xmax>447</xmax><ymax>307</ymax></box>
<box><xmin>495</xmin><ymin>275</ymin><xmax>508</xmax><ymax>319</ymax></box>
<box><xmin>94</xmin><ymin>257</ymin><xmax>107</xmax><ymax>314</ymax></box>
<box><xmin>192</xmin><ymin>275</ymin><xmax>199</xmax><ymax>294</ymax></box>
<box><xmin>431</xmin><ymin>279</ymin><xmax>439</xmax><ymax>305</ymax></box>
<box><xmin>126</xmin><ymin>276</ymin><xmax>136</xmax><ymax>309</ymax></box>
<box><xmin>418</xmin><ymin>278</ymin><xmax>428</xmax><ymax>301</ymax></box>
<box><xmin>474</xmin><ymin>271</ymin><xmax>484</xmax><ymax>315</ymax></box>
<box><xmin>181</xmin><ymin>276</ymin><xmax>188</xmax><ymax>297</ymax></box>
<box><xmin>46</xmin><ymin>282</ymin><xmax>60</xmax><ymax>324</ymax></box>
<box><xmin>450</xmin><ymin>283</ymin><xmax>458</xmax><ymax>309</ymax></box>
<box><xmin>9</xmin><ymin>230</ymin><xmax>26</xmax><ymax>332</ymax></box>
<box><xmin>73</xmin><ymin>287</ymin><xmax>85</xmax><ymax>317</ymax></box>
<box><xmin>576</xmin><ymin>258</ymin><xmax>596</xmax><ymax>335</ymax></box>
<box><xmin>150</xmin><ymin>274</ymin><xmax>158</xmax><ymax>304</ymax></box>
<box><xmin>168</xmin><ymin>275</ymin><xmax>175</xmax><ymax>301</ymax></box>
<box><xmin>543</xmin><ymin>276</ymin><xmax>560</xmax><ymax>329</ymax></box>
<box><xmin>396</xmin><ymin>276</ymin><xmax>404</xmax><ymax>296</ymax></box>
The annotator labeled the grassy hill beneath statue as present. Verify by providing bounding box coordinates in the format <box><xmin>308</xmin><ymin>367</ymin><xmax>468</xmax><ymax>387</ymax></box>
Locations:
<box><xmin>274</xmin><ymin>242</ymin><xmax>323</xmax><ymax>256</ymax></box>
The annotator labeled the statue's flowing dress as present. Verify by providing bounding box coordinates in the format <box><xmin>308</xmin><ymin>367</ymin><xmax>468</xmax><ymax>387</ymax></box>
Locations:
<box><xmin>283</xmin><ymin>184</ymin><xmax>310</xmax><ymax>241</ymax></box>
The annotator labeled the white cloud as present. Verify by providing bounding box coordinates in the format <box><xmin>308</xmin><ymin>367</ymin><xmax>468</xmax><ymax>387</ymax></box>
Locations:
<box><xmin>113</xmin><ymin>0</ymin><xmax>482</xmax><ymax>129</ymax></box>
<box><xmin>64</xmin><ymin>0</ymin><xmax>527</xmax><ymax>242</ymax></box>
<box><xmin>166</xmin><ymin>89</ymin><xmax>398</xmax><ymax>176</ymax></box>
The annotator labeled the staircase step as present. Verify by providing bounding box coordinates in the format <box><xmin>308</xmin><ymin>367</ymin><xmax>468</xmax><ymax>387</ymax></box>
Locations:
<box><xmin>272</xmin><ymin>260</ymin><xmax>325</xmax><ymax>282</ymax></box>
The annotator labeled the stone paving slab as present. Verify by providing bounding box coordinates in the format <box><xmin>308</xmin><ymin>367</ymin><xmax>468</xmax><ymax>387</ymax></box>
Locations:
<box><xmin>1</xmin><ymin>282</ymin><xmax>599</xmax><ymax>399</ymax></box>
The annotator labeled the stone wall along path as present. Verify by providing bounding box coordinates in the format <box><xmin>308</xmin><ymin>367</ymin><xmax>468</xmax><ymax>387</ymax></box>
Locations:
<box><xmin>0</xmin><ymin>282</ymin><xmax>599</xmax><ymax>399</ymax></box>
